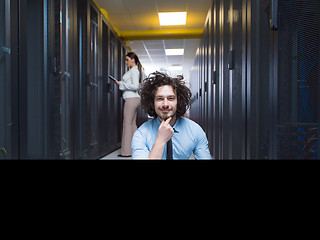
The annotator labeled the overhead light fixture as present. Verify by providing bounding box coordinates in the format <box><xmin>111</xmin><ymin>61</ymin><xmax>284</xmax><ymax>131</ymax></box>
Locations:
<box><xmin>165</xmin><ymin>49</ymin><xmax>185</xmax><ymax>56</ymax></box>
<box><xmin>158</xmin><ymin>12</ymin><xmax>187</xmax><ymax>26</ymax></box>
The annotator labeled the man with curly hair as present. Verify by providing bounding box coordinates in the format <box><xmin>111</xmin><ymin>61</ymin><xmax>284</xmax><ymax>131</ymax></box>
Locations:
<box><xmin>131</xmin><ymin>72</ymin><xmax>212</xmax><ymax>160</ymax></box>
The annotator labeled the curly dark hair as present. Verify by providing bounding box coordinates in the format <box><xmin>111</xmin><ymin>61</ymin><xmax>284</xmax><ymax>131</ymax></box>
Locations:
<box><xmin>139</xmin><ymin>72</ymin><xmax>192</xmax><ymax>118</ymax></box>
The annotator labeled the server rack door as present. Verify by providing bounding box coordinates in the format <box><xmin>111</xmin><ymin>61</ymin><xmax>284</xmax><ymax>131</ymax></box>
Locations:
<box><xmin>248</xmin><ymin>0</ymin><xmax>272</xmax><ymax>160</ymax></box>
<box><xmin>191</xmin><ymin>50</ymin><xmax>200</xmax><ymax>124</ymax></box>
<box><xmin>190</xmin><ymin>51</ymin><xmax>199</xmax><ymax>124</ymax></box>
<box><xmin>86</xmin><ymin>4</ymin><xmax>100</xmax><ymax>159</ymax></box>
<box><xmin>207</xmin><ymin>9</ymin><xmax>214</xmax><ymax>155</ymax></box>
<box><xmin>108</xmin><ymin>31</ymin><xmax>116</xmax><ymax>150</ymax></box>
<box><xmin>220</xmin><ymin>0</ymin><xmax>232</xmax><ymax>159</ymax></box>
<box><xmin>276</xmin><ymin>0</ymin><xmax>319</xmax><ymax>160</ymax></box>
<box><xmin>229</xmin><ymin>0</ymin><xmax>246</xmax><ymax>159</ymax></box>
<box><xmin>18</xmin><ymin>0</ymin><xmax>51</xmax><ymax>159</ymax></box>
<box><xmin>217</xmin><ymin>0</ymin><xmax>225</xmax><ymax>160</ymax></box>
<box><xmin>204</xmin><ymin>22</ymin><xmax>210</xmax><ymax>139</ymax></box>
<box><xmin>58</xmin><ymin>0</ymin><xmax>76</xmax><ymax>159</ymax></box>
<box><xmin>117</xmin><ymin>45</ymin><xmax>125</xmax><ymax>140</ymax></box>
<box><xmin>74</xmin><ymin>0</ymin><xmax>87</xmax><ymax>159</ymax></box>
<box><xmin>197</xmin><ymin>51</ymin><xmax>201</xmax><ymax>125</ymax></box>
<box><xmin>114</xmin><ymin>38</ymin><xmax>122</xmax><ymax>147</ymax></box>
<box><xmin>0</xmin><ymin>0</ymin><xmax>12</xmax><ymax>160</ymax></box>
<box><xmin>212</xmin><ymin>0</ymin><xmax>221</xmax><ymax>160</ymax></box>
<box><xmin>100</xmin><ymin>19</ymin><xmax>110</xmax><ymax>156</ymax></box>
<box><xmin>199</xmin><ymin>38</ymin><xmax>204</xmax><ymax>129</ymax></box>
<box><xmin>201</xmin><ymin>27</ymin><xmax>206</xmax><ymax>132</ymax></box>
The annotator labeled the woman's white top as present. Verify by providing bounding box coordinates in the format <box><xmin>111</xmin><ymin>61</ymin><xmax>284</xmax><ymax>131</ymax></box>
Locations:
<box><xmin>119</xmin><ymin>66</ymin><xmax>141</xmax><ymax>100</ymax></box>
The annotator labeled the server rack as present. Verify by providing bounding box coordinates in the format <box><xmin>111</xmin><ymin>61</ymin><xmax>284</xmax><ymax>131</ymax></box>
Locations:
<box><xmin>275</xmin><ymin>0</ymin><xmax>319</xmax><ymax>159</ymax></box>
<box><xmin>0</xmin><ymin>0</ymin><xmax>130</xmax><ymax>160</ymax></box>
<box><xmin>0</xmin><ymin>0</ymin><xmax>17</xmax><ymax>160</ymax></box>
<box><xmin>190</xmin><ymin>0</ymin><xmax>319</xmax><ymax>160</ymax></box>
<box><xmin>99</xmin><ymin>15</ymin><xmax>111</xmax><ymax>157</ymax></box>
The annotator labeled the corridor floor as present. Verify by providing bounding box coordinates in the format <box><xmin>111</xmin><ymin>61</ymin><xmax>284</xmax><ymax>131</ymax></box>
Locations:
<box><xmin>100</xmin><ymin>148</ymin><xmax>195</xmax><ymax>160</ymax></box>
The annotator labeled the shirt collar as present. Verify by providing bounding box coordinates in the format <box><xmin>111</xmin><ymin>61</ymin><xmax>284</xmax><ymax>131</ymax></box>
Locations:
<box><xmin>173</xmin><ymin>118</ymin><xmax>180</xmax><ymax>133</ymax></box>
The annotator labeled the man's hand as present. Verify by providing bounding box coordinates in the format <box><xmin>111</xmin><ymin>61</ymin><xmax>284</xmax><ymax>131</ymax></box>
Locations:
<box><xmin>149</xmin><ymin>117</ymin><xmax>174</xmax><ymax>160</ymax></box>
<box><xmin>157</xmin><ymin>117</ymin><xmax>174</xmax><ymax>144</ymax></box>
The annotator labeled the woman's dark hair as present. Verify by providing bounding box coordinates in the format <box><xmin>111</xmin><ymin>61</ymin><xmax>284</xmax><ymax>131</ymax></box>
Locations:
<box><xmin>139</xmin><ymin>72</ymin><xmax>192</xmax><ymax>118</ymax></box>
<box><xmin>126</xmin><ymin>52</ymin><xmax>143</xmax><ymax>83</ymax></box>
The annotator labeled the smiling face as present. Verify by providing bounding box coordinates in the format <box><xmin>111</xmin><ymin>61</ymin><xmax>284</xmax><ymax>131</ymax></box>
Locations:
<box><xmin>125</xmin><ymin>56</ymin><xmax>136</xmax><ymax>68</ymax></box>
<box><xmin>154</xmin><ymin>85</ymin><xmax>178</xmax><ymax>123</ymax></box>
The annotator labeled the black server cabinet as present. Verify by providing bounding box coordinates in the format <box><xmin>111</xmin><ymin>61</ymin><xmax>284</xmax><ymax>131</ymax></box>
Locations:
<box><xmin>114</xmin><ymin>38</ymin><xmax>122</xmax><ymax>147</ymax></box>
<box><xmin>99</xmin><ymin>14</ymin><xmax>126</xmax><ymax>157</ymax></box>
<box><xmin>206</xmin><ymin>10</ymin><xmax>213</xmax><ymax>156</ymax></box>
<box><xmin>190</xmin><ymin>50</ymin><xmax>200</xmax><ymax>125</ymax></box>
<box><xmin>211</xmin><ymin>0</ymin><xmax>221</xmax><ymax>161</ymax></box>
<box><xmin>217</xmin><ymin>0</ymin><xmax>246</xmax><ymax>160</ymax></box>
<box><xmin>107</xmin><ymin>31</ymin><xmax>117</xmax><ymax>151</ymax></box>
<box><xmin>17</xmin><ymin>0</ymin><xmax>77</xmax><ymax>159</ymax></box>
<box><xmin>12</xmin><ymin>0</ymin><xmax>77</xmax><ymax>159</ymax></box>
<box><xmin>274</xmin><ymin>0</ymin><xmax>319</xmax><ymax>159</ymax></box>
<box><xmin>249</xmin><ymin>0</ymin><xmax>319</xmax><ymax>160</ymax></box>
<box><xmin>74</xmin><ymin>0</ymin><xmax>88</xmax><ymax>159</ymax></box>
<box><xmin>84</xmin><ymin>2</ymin><xmax>100</xmax><ymax>159</ymax></box>
<box><xmin>117</xmin><ymin>44</ymin><xmax>126</xmax><ymax>141</ymax></box>
<box><xmin>199</xmin><ymin>38</ymin><xmax>204</xmax><ymax>130</ymax></box>
<box><xmin>204</xmin><ymin>21</ymin><xmax>210</xmax><ymax>147</ymax></box>
<box><xmin>0</xmin><ymin>0</ymin><xmax>18</xmax><ymax>160</ymax></box>
<box><xmin>99</xmin><ymin>18</ymin><xmax>110</xmax><ymax>156</ymax></box>
<box><xmin>248</xmin><ymin>0</ymin><xmax>274</xmax><ymax>160</ymax></box>
<box><xmin>0</xmin><ymin>0</ymin><xmax>129</xmax><ymax>160</ymax></box>
<box><xmin>18</xmin><ymin>0</ymin><xmax>52</xmax><ymax>159</ymax></box>
<box><xmin>59</xmin><ymin>0</ymin><xmax>78</xmax><ymax>159</ymax></box>
<box><xmin>192</xmin><ymin>0</ymin><xmax>247</xmax><ymax>159</ymax></box>
<box><xmin>191</xmin><ymin>0</ymin><xmax>319</xmax><ymax>160</ymax></box>
<box><xmin>0</xmin><ymin>0</ymin><xmax>9</xmax><ymax>160</ymax></box>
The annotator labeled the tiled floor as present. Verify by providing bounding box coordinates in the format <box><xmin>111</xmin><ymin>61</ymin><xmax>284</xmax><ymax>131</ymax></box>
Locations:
<box><xmin>100</xmin><ymin>148</ymin><xmax>195</xmax><ymax>160</ymax></box>
<box><xmin>100</xmin><ymin>148</ymin><xmax>132</xmax><ymax>160</ymax></box>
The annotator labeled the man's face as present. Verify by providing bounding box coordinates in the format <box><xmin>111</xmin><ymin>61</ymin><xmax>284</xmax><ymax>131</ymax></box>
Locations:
<box><xmin>154</xmin><ymin>85</ymin><xmax>178</xmax><ymax>121</ymax></box>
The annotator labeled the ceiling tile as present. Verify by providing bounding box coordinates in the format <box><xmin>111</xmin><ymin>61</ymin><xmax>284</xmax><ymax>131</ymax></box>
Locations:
<box><xmin>164</xmin><ymin>39</ymin><xmax>185</xmax><ymax>49</ymax></box>
<box><xmin>95</xmin><ymin>0</ymin><xmax>127</xmax><ymax>14</ymax></box>
<box><xmin>167</xmin><ymin>55</ymin><xmax>183</xmax><ymax>64</ymax></box>
<box><xmin>143</xmin><ymin>40</ymin><xmax>164</xmax><ymax>45</ymax></box>
<box><xmin>123</xmin><ymin>0</ymin><xmax>158</xmax><ymax>13</ymax></box>
<box><xmin>144</xmin><ymin>42</ymin><xmax>164</xmax><ymax>50</ymax></box>
<box><xmin>148</xmin><ymin>49</ymin><xmax>166</xmax><ymax>55</ymax></box>
<box><xmin>156</xmin><ymin>0</ymin><xmax>188</xmax><ymax>12</ymax></box>
<box><xmin>187</xmin><ymin>0</ymin><xmax>213</xmax><ymax>12</ymax></box>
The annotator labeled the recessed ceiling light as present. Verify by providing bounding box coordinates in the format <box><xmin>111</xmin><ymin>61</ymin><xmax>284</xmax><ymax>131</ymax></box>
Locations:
<box><xmin>158</xmin><ymin>12</ymin><xmax>187</xmax><ymax>26</ymax></box>
<box><xmin>165</xmin><ymin>49</ymin><xmax>185</xmax><ymax>56</ymax></box>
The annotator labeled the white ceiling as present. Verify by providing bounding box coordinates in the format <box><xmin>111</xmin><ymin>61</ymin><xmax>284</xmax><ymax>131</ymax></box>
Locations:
<box><xmin>95</xmin><ymin>0</ymin><xmax>213</xmax><ymax>82</ymax></box>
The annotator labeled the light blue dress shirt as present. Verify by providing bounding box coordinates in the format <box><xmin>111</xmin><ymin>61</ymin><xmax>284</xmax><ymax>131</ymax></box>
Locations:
<box><xmin>132</xmin><ymin>117</ymin><xmax>212</xmax><ymax>160</ymax></box>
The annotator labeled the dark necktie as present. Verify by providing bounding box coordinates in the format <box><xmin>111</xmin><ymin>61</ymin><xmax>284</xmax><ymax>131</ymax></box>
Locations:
<box><xmin>167</xmin><ymin>139</ymin><xmax>173</xmax><ymax>160</ymax></box>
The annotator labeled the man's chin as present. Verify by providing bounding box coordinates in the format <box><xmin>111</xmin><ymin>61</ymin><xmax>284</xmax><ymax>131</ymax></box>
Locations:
<box><xmin>158</xmin><ymin>114</ymin><xmax>169</xmax><ymax>121</ymax></box>
<box><xmin>159</xmin><ymin>113</ymin><xmax>176</xmax><ymax>122</ymax></box>
<box><xmin>158</xmin><ymin>116</ymin><xmax>168</xmax><ymax>121</ymax></box>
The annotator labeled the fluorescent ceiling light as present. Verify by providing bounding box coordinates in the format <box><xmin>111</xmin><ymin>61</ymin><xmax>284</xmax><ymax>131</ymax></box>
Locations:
<box><xmin>159</xmin><ymin>12</ymin><xmax>187</xmax><ymax>26</ymax></box>
<box><xmin>169</xmin><ymin>66</ymin><xmax>183</xmax><ymax>71</ymax></box>
<box><xmin>165</xmin><ymin>49</ymin><xmax>185</xmax><ymax>56</ymax></box>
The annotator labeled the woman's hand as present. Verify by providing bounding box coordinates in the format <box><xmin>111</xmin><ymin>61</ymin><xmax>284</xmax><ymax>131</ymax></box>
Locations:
<box><xmin>114</xmin><ymin>80</ymin><xmax>120</xmax><ymax>87</ymax></box>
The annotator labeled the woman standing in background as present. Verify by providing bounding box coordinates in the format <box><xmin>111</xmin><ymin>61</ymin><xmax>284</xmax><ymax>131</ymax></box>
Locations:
<box><xmin>114</xmin><ymin>52</ymin><xmax>143</xmax><ymax>158</ymax></box>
